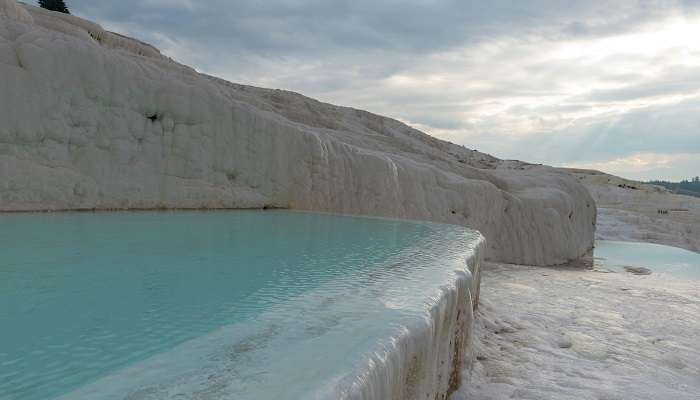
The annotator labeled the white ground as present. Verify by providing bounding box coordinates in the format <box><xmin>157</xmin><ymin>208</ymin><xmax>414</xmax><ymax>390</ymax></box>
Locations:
<box><xmin>452</xmin><ymin>262</ymin><xmax>700</xmax><ymax>400</ymax></box>
<box><xmin>454</xmin><ymin>172</ymin><xmax>700</xmax><ymax>399</ymax></box>
<box><xmin>596</xmin><ymin>207</ymin><xmax>700</xmax><ymax>254</ymax></box>
<box><xmin>566</xmin><ymin>168</ymin><xmax>700</xmax><ymax>253</ymax></box>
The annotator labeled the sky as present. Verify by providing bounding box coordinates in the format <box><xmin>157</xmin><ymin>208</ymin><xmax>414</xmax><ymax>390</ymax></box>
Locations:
<box><xmin>65</xmin><ymin>0</ymin><xmax>699</xmax><ymax>181</ymax></box>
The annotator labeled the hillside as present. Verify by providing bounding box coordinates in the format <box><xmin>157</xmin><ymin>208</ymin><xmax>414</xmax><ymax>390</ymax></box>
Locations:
<box><xmin>648</xmin><ymin>178</ymin><xmax>700</xmax><ymax>198</ymax></box>
<box><xmin>565</xmin><ymin>168</ymin><xmax>700</xmax><ymax>253</ymax></box>
<box><xmin>0</xmin><ymin>0</ymin><xmax>596</xmax><ymax>265</ymax></box>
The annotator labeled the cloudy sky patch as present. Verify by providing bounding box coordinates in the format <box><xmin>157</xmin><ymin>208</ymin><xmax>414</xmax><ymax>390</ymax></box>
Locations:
<box><xmin>67</xmin><ymin>0</ymin><xmax>700</xmax><ymax>180</ymax></box>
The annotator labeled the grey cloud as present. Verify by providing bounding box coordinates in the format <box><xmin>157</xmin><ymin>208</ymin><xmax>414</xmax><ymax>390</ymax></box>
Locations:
<box><xmin>59</xmin><ymin>0</ymin><xmax>700</xmax><ymax>179</ymax></box>
<box><xmin>491</xmin><ymin>96</ymin><xmax>700</xmax><ymax>166</ymax></box>
<box><xmin>583</xmin><ymin>66</ymin><xmax>700</xmax><ymax>102</ymax></box>
<box><xmin>69</xmin><ymin>0</ymin><xmax>689</xmax><ymax>57</ymax></box>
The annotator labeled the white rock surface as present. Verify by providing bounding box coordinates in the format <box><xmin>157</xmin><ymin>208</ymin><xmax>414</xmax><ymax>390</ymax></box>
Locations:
<box><xmin>0</xmin><ymin>0</ymin><xmax>595</xmax><ymax>265</ymax></box>
<box><xmin>452</xmin><ymin>262</ymin><xmax>700</xmax><ymax>400</ymax></box>
<box><xmin>567</xmin><ymin>169</ymin><xmax>700</xmax><ymax>253</ymax></box>
<box><xmin>0</xmin><ymin>0</ymin><xmax>30</xmax><ymax>23</ymax></box>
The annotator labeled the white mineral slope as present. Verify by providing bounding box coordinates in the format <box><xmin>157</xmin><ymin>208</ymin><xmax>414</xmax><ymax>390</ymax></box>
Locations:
<box><xmin>566</xmin><ymin>168</ymin><xmax>700</xmax><ymax>253</ymax></box>
<box><xmin>0</xmin><ymin>0</ymin><xmax>595</xmax><ymax>265</ymax></box>
<box><xmin>452</xmin><ymin>262</ymin><xmax>700</xmax><ymax>400</ymax></box>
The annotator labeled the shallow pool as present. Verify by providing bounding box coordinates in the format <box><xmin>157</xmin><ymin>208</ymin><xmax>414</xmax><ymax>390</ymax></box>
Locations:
<box><xmin>0</xmin><ymin>210</ymin><xmax>481</xmax><ymax>400</ymax></box>
<box><xmin>594</xmin><ymin>240</ymin><xmax>700</xmax><ymax>280</ymax></box>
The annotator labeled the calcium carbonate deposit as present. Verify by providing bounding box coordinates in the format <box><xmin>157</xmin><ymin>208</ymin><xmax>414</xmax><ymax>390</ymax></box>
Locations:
<box><xmin>0</xmin><ymin>0</ymin><xmax>595</xmax><ymax>266</ymax></box>
<box><xmin>454</xmin><ymin>260</ymin><xmax>700</xmax><ymax>400</ymax></box>
<box><xmin>567</xmin><ymin>169</ymin><xmax>700</xmax><ymax>253</ymax></box>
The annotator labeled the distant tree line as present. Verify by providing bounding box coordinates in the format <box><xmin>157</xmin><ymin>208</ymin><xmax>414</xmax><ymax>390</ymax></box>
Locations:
<box><xmin>38</xmin><ymin>0</ymin><xmax>70</xmax><ymax>14</ymax></box>
<box><xmin>648</xmin><ymin>176</ymin><xmax>700</xmax><ymax>198</ymax></box>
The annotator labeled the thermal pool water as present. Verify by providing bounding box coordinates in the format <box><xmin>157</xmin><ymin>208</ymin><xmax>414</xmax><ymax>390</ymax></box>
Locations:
<box><xmin>594</xmin><ymin>240</ymin><xmax>700</xmax><ymax>279</ymax></box>
<box><xmin>0</xmin><ymin>210</ymin><xmax>482</xmax><ymax>400</ymax></box>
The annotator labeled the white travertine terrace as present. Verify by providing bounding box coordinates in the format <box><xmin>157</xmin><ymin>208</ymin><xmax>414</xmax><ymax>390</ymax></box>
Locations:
<box><xmin>567</xmin><ymin>168</ymin><xmax>700</xmax><ymax>253</ymax></box>
<box><xmin>0</xmin><ymin>0</ymin><xmax>595</xmax><ymax>265</ymax></box>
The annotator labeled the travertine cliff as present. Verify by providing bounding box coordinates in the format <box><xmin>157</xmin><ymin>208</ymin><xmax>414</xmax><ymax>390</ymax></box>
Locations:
<box><xmin>0</xmin><ymin>0</ymin><xmax>595</xmax><ymax>265</ymax></box>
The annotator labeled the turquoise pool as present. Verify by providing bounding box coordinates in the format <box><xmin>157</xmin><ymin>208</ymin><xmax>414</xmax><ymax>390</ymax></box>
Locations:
<box><xmin>594</xmin><ymin>240</ymin><xmax>700</xmax><ymax>280</ymax></box>
<box><xmin>0</xmin><ymin>211</ymin><xmax>481</xmax><ymax>400</ymax></box>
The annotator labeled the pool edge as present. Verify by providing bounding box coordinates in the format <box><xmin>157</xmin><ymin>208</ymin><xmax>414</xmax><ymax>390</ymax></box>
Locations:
<box><xmin>344</xmin><ymin>234</ymin><xmax>485</xmax><ymax>400</ymax></box>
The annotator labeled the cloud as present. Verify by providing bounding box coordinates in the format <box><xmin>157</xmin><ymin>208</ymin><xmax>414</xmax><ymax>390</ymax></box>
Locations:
<box><xmin>568</xmin><ymin>152</ymin><xmax>700</xmax><ymax>181</ymax></box>
<box><xmin>66</xmin><ymin>0</ymin><xmax>700</xmax><ymax>180</ymax></box>
<box><xmin>141</xmin><ymin>0</ymin><xmax>197</xmax><ymax>11</ymax></box>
